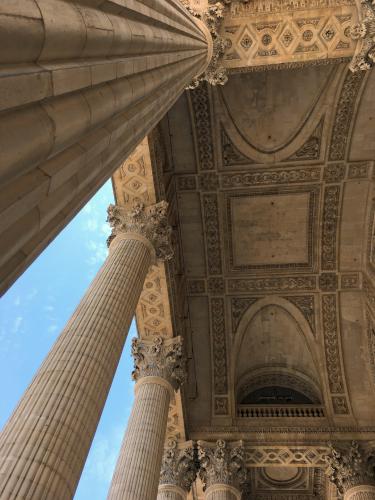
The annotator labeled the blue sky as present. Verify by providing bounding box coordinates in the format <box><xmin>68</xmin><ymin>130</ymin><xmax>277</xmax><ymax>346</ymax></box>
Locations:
<box><xmin>0</xmin><ymin>180</ymin><xmax>134</xmax><ymax>499</ymax></box>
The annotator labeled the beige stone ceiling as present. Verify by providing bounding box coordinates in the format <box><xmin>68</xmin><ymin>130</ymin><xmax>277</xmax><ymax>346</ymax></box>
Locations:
<box><xmin>154</xmin><ymin>62</ymin><xmax>375</xmax><ymax>438</ymax></box>
<box><xmin>113</xmin><ymin>61</ymin><xmax>375</xmax><ymax>498</ymax></box>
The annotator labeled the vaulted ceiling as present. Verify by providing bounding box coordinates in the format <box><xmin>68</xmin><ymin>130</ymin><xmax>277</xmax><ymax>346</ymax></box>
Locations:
<box><xmin>154</xmin><ymin>61</ymin><xmax>375</xmax><ymax>449</ymax></box>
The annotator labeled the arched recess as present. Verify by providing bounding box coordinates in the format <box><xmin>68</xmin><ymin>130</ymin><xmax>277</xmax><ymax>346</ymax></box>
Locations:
<box><xmin>215</xmin><ymin>64</ymin><xmax>345</xmax><ymax>164</ymax></box>
<box><xmin>230</xmin><ymin>296</ymin><xmax>327</xmax><ymax>415</ymax></box>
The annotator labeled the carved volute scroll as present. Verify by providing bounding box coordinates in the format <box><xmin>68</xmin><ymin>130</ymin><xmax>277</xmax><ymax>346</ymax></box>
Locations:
<box><xmin>160</xmin><ymin>439</ymin><xmax>198</xmax><ymax>492</ymax></box>
<box><xmin>326</xmin><ymin>441</ymin><xmax>375</xmax><ymax>494</ymax></box>
<box><xmin>106</xmin><ymin>201</ymin><xmax>173</xmax><ymax>261</ymax></box>
<box><xmin>198</xmin><ymin>439</ymin><xmax>247</xmax><ymax>491</ymax></box>
<box><xmin>131</xmin><ymin>336</ymin><xmax>186</xmax><ymax>390</ymax></box>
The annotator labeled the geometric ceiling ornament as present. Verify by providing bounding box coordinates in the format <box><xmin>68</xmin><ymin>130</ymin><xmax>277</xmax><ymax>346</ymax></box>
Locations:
<box><xmin>225</xmin><ymin>186</ymin><xmax>319</xmax><ymax>273</ymax></box>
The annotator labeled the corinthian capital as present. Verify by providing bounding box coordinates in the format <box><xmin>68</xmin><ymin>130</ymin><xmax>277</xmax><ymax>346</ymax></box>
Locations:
<box><xmin>185</xmin><ymin>2</ymin><xmax>229</xmax><ymax>87</ymax></box>
<box><xmin>160</xmin><ymin>439</ymin><xmax>198</xmax><ymax>492</ymax></box>
<box><xmin>131</xmin><ymin>336</ymin><xmax>185</xmax><ymax>390</ymax></box>
<box><xmin>198</xmin><ymin>440</ymin><xmax>247</xmax><ymax>491</ymax></box>
<box><xmin>349</xmin><ymin>0</ymin><xmax>375</xmax><ymax>71</ymax></box>
<box><xmin>106</xmin><ymin>201</ymin><xmax>173</xmax><ymax>261</ymax></box>
<box><xmin>326</xmin><ymin>441</ymin><xmax>375</xmax><ymax>494</ymax></box>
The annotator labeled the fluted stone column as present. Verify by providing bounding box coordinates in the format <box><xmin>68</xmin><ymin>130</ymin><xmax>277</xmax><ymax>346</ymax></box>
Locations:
<box><xmin>0</xmin><ymin>201</ymin><xmax>172</xmax><ymax>499</ymax></box>
<box><xmin>198</xmin><ymin>440</ymin><xmax>247</xmax><ymax>500</ymax></box>
<box><xmin>157</xmin><ymin>439</ymin><xmax>197</xmax><ymax>500</ymax></box>
<box><xmin>0</xmin><ymin>0</ymin><xmax>213</xmax><ymax>296</ymax></box>
<box><xmin>107</xmin><ymin>336</ymin><xmax>185</xmax><ymax>500</ymax></box>
<box><xmin>326</xmin><ymin>441</ymin><xmax>375</xmax><ymax>500</ymax></box>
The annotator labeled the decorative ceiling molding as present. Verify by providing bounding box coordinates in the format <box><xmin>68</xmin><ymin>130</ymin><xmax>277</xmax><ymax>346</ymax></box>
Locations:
<box><xmin>221</xmin><ymin>2</ymin><xmax>357</xmax><ymax>72</ymax></box>
<box><xmin>328</xmin><ymin>70</ymin><xmax>366</xmax><ymax>161</ymax></box>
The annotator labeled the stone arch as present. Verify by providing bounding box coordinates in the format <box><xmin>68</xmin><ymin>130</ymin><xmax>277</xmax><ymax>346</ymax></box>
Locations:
<box><xmin>230</xmin><ymin>296</ymin><xmax>325</xmax><ymax>413</ymax></box>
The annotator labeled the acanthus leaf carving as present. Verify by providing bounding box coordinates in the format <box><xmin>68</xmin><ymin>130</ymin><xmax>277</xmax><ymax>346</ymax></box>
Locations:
<box><xmin>160</xmin><ymin>439</ymin><xmax>198</xmax><ymax>492</ymax></box>
<box><xmin>198</xmin><ymin>440</ymin><xmax>247</xmax><ymax>491</ymax></box>
<box><xmin>186</xmin><ymin>3</ymin><xmax>230</xmax><ymax>87</ymax></box>
<box><xmin>326</xmin><ymin>441</ymin><xmax>375</xmax><ymax>494</ymax></box>
<box><xmin>349</xmin><ymin>0</ymin><xmax>375</xmax><ymax>71</ymax></box>
<box><xmin>131</xmin><ymin>336</ymin><xmax>186</xmax><ymax>390</ymax></box>
<box><xmin>107</xmin><ymin>201</ymin><xmax>173</xmax><ymax>261</ymax></box>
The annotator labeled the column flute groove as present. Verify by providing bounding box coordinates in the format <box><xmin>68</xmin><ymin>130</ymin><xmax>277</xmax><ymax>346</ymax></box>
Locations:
<box><xmin>0</xmin><ymin>201</ymin><xmax>173</xmax><ymax>499</ymax></box>
<box><xmin>107</xmin><ymin>336</ymin><xmax>185</xmax><ymax>500</ymax></box>
<box><xmin>0</xmin><ymin>0</ymin><xmax>213</xmax><ymax>295</ymax></box>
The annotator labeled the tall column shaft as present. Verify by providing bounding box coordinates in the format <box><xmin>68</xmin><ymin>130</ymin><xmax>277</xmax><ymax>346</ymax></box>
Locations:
<box><xmin>205</xmin><ymin>485</ymin><xmax>241</xmax><ymax>500</ymax></box>
<box><xmin>345</xmin><ymin>485</ymin><xmax>375</xmax><ymax>500</ymax></box>
<box><xmin>157</xmin><ymin>484</ymin><xmax>187</xmax><ymax>500</ymax></box>
<box><xmin>0</xmin><ymin>0</ymin><xmax>212</xmax><ymax>295</ymax></box>
<box><xmin>0</xmin><ymin>200</ymin><xmax>173</xmax><ymax>499</ymax></box>
<box><xmin>0</xmin><ymin>235</ymin><xmax>152</xmax><ymax>499</ymax></box>
<box><xmin>108</xmin><ymin>377</ymin><xmax>172</xmax><ymax>500</ymax></box>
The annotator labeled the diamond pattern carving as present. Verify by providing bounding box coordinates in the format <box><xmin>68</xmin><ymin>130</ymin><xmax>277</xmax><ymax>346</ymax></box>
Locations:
<box><xmin>222</xmin><ymin>3</ymin><xmax>357</xmax><ymax>70</ymax></box>
<box><xmin>245</xmin><ymin>447</ymin><xmax>329</xmax><ymax>467</ymax></box>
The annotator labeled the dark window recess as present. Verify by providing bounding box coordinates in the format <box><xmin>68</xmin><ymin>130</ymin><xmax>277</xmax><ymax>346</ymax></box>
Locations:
<box><xmin>240</xmin><ymin>386</ymin><xmax>314</xmax><ymax>405</ymax></box>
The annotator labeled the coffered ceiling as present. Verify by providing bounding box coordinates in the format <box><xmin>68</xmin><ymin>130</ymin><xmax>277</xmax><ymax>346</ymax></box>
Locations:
<box><xmin>155</xmin><ymin>63</ymin><xmax>375</xmax><ymax>439</ymax></box>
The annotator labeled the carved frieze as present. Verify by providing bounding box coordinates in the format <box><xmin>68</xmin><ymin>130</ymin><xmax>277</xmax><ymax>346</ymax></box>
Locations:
<box><xmin>202</xmin><ymin>194</ymin><xmax>223</xmax><ymax>275</ymax></box>
<box><xmin>189</xmin><ymin>84</ymin><xmax>215</xmax><ymax>171</ymax></box>
<box><xmin>222</xmin><ymin>167</ymin><xmax>321</xmax><ymax>186</ymax></box>
<box><xmin>329</xmin><ymin>71</ymin><xmax>365</xmax><ymax>161</ymax></box>
<box><xmin>208</xmin><ymin>277</ymin><xmax>225</xmax><ymax>294</ymax></box>
<box><xmin>223</xmin><ymin>2</ymin><xmax>357</xmax><ymax>71</ymax></box>
<box><xmin>319</xmin><ymin>273</ymin><xmax>338</xmax><ymax>291</ymax></box>
<box><xmin>348</xmin><ymin>161</ymin><xmax>371</xmax><ymax>179</ymax></box>
<box><xmin>228</xmin><ymin>276</ymin><xmax>317</xmax><ymax>293</ymax></box>
<box><xmin>211</xmin><ymin>297</ymin><xmax>228</xmax><ymax>395</ymax></box>
<box><xmin>321</xmin><ymin>185</ymin><xmax>340</xmax><ymax>271</ymax></box>
<box><xmin>245</xmin><ymin>446</ymin><xmax>329</xmax><ymax>467</ymax></box>
<box><xmin>324</xmin><ymin>163</ymin><xmax>346</xmax><ymax>183</ymax></box>
<box><xmin>321</xmin><ymin>294</ymin><xmax>350</xmax><ymax>414</ymax></box>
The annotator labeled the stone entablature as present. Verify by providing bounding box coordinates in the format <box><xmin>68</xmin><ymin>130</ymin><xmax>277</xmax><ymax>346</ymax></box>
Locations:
<box><xmin>222</xmin><ymin>1</ymin><xmax>358</xmax><ymax>71</ymax></box>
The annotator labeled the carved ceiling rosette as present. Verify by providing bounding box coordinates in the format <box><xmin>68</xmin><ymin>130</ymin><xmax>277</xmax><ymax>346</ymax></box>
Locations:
<box><xmin>131</xmin><ymin>336</ymin><xmax>186</xmax><ymax>390</ymax></box>
<box><xmin>198</xmin><ymin>439</ymin><xmax>247</xmax><ymax>491</ymax></box>
<box><xmin>160</xmin><ymin>439</ymin><xmax>198</xmax><ymax>492</ymax></box>
<box><xmin>106</xmin><ymin>201</ymin><xmax>173</xmax><ymax>261</ymax></box>
<box><xmin>326</xmin><ymin>441</ymin><xmax>375</xmax><ymax>494</ymax></box>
